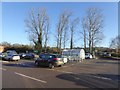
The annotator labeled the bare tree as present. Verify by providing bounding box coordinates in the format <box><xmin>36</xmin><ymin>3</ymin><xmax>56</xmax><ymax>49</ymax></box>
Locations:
<box><xmin>25</xmin><ymin>8</ymin><xmax>49</xmax><ymax>53</ymax></box>
<box><xmin>83</xmin><ymin>8</ymin><xmax>104</xmax><ymax>54</ymax></box>
<box><xmin>43</xmin><ymin>17</ymin><xmax>49</xmax><ymax>52</ymax></box>
<box><xmin>56</xmin><ymin>10</ymin><xmax>71</xmax><ymax>53</ymax></box>
<box><xmin>70</xmin><ymin>18</ymin><xmax>79</xmax><ymax>49</ymax></box>
<box><xmin>110</xmin><ymin>35</ymin><xmax>120</xmax><ymax>52</ymax></box>
<box><xmin>81</xmin><ymin>17</ymin><xmax>88</xmax><ymax>51</ymax></box>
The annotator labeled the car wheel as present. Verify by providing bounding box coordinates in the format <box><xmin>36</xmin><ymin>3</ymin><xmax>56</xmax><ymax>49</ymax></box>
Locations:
<box><xmin>49</xmin><ymin>63</ymin><xmax>54</xmax><ymax>69</ymax></box>
<box><xmin>59</xmin><ymin>64</ymin><xmax>63</xmax><ymax>67</ymax></box>
<box><xmin>35</xmin><ymin>61</ymin><xmax>39</xmax><ymax>66</ymax></box>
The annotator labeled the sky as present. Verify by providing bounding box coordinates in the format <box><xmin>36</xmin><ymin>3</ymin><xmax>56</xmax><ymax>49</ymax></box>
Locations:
<box><xmin>1</xmin><ymin>2</ymin><xmax>118</xmax><ymax>48</ymax></box>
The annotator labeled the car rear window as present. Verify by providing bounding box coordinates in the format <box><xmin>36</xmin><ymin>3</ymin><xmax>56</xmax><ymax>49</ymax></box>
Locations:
<box><xmin>39</xmin><ymin>54</ymin><xmax>63</xmax><ymax>60</ymax></box>
<box><xmin>55</xmin><ymin>55</ymin><xmax>62</xmax><ymax>58</ymax></box>
<box><xmin>39</xmin><ymin>54</ymin><xmax>53</xmax><ymax>59</ymax></box>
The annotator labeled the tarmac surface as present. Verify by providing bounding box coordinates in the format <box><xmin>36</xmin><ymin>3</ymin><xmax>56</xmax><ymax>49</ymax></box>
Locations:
<box><xmin>1</xmin><ymin>59</ymin><xmax>119</xmax><ymax>89</ymax></box>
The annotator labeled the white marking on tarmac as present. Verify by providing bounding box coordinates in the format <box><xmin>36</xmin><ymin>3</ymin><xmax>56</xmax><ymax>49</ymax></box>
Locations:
<box><xmin>69</xmin><ymin>75</ymin><xmax>80</xmax><ymax>80</ymax></box>
<box><xmin>47</xmin><ymin>68</ymin><xmax>73</xmax><ymax>74</ymax></box>
<box><xmin>47</xmin><ymin>69</ymin><xmax>55</xmax><ymax>70</ymax></box>
<box><xmin>62</xmin><ymin>66</ymin><xmax>69</xmax><ymax>68</ymax></box>
<box><xmin>15</xmin><ymin>72</ymin><xmax>47</xmax><ymax>83</ymax></box>
<box><xmin>0</xmin><ymin>61</ymin><xmax>9</xmax><ymax>63</ymax></box>
<box><xmin>0</xmin><ymin>68</ymin><xmax>6</xmax><ymax>71</ymax></box>
<box><xmin>92</xmin><ymin>75</ymin><xmax>112</xmax><ymax>80</ymax></box>
<box><xmin>56</xmin><ymin>70</ymin><xmax>73</xmax><ymax>74</ymax></box>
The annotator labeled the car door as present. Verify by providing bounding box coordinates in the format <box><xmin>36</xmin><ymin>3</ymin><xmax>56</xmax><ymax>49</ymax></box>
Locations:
<box><xmin>39</xmin><ymin>54</ymin><xmax>45</xmax><ymax>65</ymax></box>
<box><xmin>43</xmin><ymin>54</ymin><xmax>52</xmax><ymax>66</ymax></box>
<box><xmin>6</xmin><ymin>53</ymin><xmax>12</xmax><ymax>60</ymax></box>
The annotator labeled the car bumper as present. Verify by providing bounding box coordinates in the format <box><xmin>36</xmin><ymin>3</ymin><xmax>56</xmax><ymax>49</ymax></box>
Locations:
<box><xmin>54</xmin><ymin>61</ymin><xmax>64</xmax><ymax>66</ymax></box>
<box><xmin>12</xmin><ymin>56</ymin><xmax>20</xmax><ymax>60</ymax></box>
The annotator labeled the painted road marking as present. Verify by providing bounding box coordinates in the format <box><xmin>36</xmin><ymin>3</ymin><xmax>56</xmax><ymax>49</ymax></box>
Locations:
<box><xmin>15</xmin><ymin>72</ymin><xmax>47</xmax><ymax>83</ymax></box>
<box><xmin>84</xmin><ymin>74</ymin><xmax>112</xmax><ymax>81</ymax></box>
<box><xmin>92</xmin><ymin>75</ymin><xmax>112</xmax><ymax>80</ymax></box>
<box><xmin>62</xmin><ymin>66</ymin><xmax>69</xmax><ymax>68</ymax></box>
<box><xmin>69</xmin><ymin>74</ymin><xmax>80</xmax><ymax>80</ymax></box>
<box><xmin>56</xmin><ymin>70</ymin><xmax>73</xmax><ymax>74</ymax></box>
<box><xmin>47</xmin><ymin>68</ymin><xmax>73</xmax><ymax>74</ymax></box>
<box><xmin>0</xmin><ymin>68</ymin><xmax>6</xmax><ymax>71</ymax></box>
<box><xmin>0</xmin><ymin>61</ymin><xmax>9</xmax><ymax>63</ymax></box>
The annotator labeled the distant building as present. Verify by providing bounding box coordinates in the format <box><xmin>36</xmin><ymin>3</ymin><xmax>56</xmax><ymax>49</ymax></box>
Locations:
<box><xmin>62</xmin><ymin>49</ymin><xmax>85</xmax><ymax>61</ymax></box>
<box><xmin>0</xmin><ymin>46</ymin><xmax>5</xmax><ymax>52</ymax></box>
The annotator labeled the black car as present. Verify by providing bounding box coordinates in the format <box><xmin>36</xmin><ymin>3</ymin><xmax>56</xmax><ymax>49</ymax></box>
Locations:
<box><xmin>19</xmin><ymin>53</ymin><xmax>26</xmax><ymax>59</ymax></box>
<box><xmin>35</xmin><ymin>54</ymin><xmax>64</xmax><ymax>69</ymax></box>
<box><xmin>24</xmin><ymin>53</ymin><xmax>35</xmax><ymax>59</ymax></box>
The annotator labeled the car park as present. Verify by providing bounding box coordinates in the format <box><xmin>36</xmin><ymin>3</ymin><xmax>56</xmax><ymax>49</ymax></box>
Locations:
<box><xmin>35</xmin><ymin>54</ymin><xmax>64</xmax><ymax>69</ymax></box>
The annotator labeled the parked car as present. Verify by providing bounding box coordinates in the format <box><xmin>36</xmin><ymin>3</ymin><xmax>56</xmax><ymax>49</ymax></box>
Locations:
<box><xmin>19</xmin><ymin>53</ymin><xmax>26</xmax><ymax>59</ymax></box>
<box><xmin>60</xmin><ymin>55</ymin><xmax>68</xmax><ymax>64</ymax></box>
<box><xmin>4</xmin><ymin>53</ymin><xmax>20</xmax><ymax>61</ymax></box>
<box><xmin>1</xmin><ymin>52</ymin><xmax>7</xmax><ymax>60</ymax></box>
<box><xmin>85</xmin><ymin>53</ymin><xmax>92</xmax><ymax>59</ymax></box>
<box><xmin>0</xmin><ymin>52</ymin><xmax>3</xmax><ymax>59</ymax></box>
<box><xmin>0</xmin><ymin>52</ymin><xmax>2</xmax><ymax>57</ymax></box>
<box><xmin>6</xmin><ymin>50</ymin><xmax>17</xmax><ymax>54</ymax></box>
<box><xmin>53</xmin><ymin>54</ymin><xmax>68</xmax><ymax>64</ymax></box>
<box><xmin>24</xmin><ymin>53</ymin><xmax>35</xmax><ymax>59</ymax></box>
<box><xmin>35</xmin><ymin>54</ymin><xmax>64</xmax><ymax>69</ymax></box>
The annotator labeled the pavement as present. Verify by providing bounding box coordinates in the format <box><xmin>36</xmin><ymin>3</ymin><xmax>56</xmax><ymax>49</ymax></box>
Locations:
<box><xmin>1</xmin><ymin>59</ymin><xmax>120</xmax><ymax>88</ymax></box>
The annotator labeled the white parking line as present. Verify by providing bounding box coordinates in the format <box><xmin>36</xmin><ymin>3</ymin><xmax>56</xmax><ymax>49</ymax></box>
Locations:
<box><xmin>47</xmin><ymin>69</ymin><xmax>55</xmax><ymax>70</ymax></box>
<box><xmin>92</xmin><ymin>75</ymin><xmax>112</xmax><ymax>80</ymax></box>
<box><xmin>62</xmin><ymin>66</ymin><xmax>69</xmax><ymax>68</ymax></box>
<box><xmin>47</xmin><ymin>68</ymin><xmax>73</xmax><ymax>74</ymax></box>
<box><xmin>15</xmin><ymin>72</ymin><xmax>47</xmax><ymax>83</ymax></box>
<box><xmin>69</xmin><ymin>74</ymin><xmax>80</xmax><ymax>80</ymax></box>
<box><xmin>0</xmin><ymin>61</ymin><xmax>9</xmax><ymax>63</ymax></box>
<box><xmin>0</xmin><ymin>68</ymin><xmax>6</xmax><ymax>71</ymax></box>
<box><xmin>56</xmin><ymin>70</ymin><xmax>73</xmax><ymax>74</ymax></box>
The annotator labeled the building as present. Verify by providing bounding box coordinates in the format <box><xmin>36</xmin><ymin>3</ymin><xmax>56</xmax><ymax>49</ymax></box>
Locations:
<box><xmin>62</xmin><ymin>49</ymin><xmax>85</xmax><ymax>61</ymax></box>
<box><xmin>0</xmin><ymin>46</ymin><xmax>5</xmax><ymax>52</ymax></box>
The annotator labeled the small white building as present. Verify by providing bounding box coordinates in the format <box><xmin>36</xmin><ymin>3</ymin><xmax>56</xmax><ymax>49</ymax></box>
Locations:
<box><xmin>62</xmin><ymin>49</ymin><xmax>85</xmax><ymax>61</ymax></box>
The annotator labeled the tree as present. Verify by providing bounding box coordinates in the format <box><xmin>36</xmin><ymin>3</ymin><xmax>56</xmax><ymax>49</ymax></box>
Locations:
<box><xmin>110</xmin><ymin>35</ymin><xmax>120</xmax><ymax>52</ymax></box>
<box><xmin>25</xmin><ymin>8</ymin><xmax>49</xmax><ymax>53</ymax></box>
<box><xmin>56</xmin><ymin>10</ymin><xmax>71</xmax><ymax>53</ymax></box>
<box><xmin>0</xmin><ymin>42</ymin><xmax>11</xmax><ymax>47</ymax></box>
<box><xmin>81</xmin><ymin>17</ymin><xmax>88</xmax><ymax>51</ymax></box>
<box><xmin>70</xmin><ymin>18</ymin><xmax>79</xmax><ymax>49</ymax></box>
<box><xmin>43</xmin><ymin>17</ymin><xmax>49</xmax><ymax>52</ymax></box>
<box><xmin>82</xmin><ymin>8</ymin><xmax>104</xmax><ymax>54</ymax></box>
